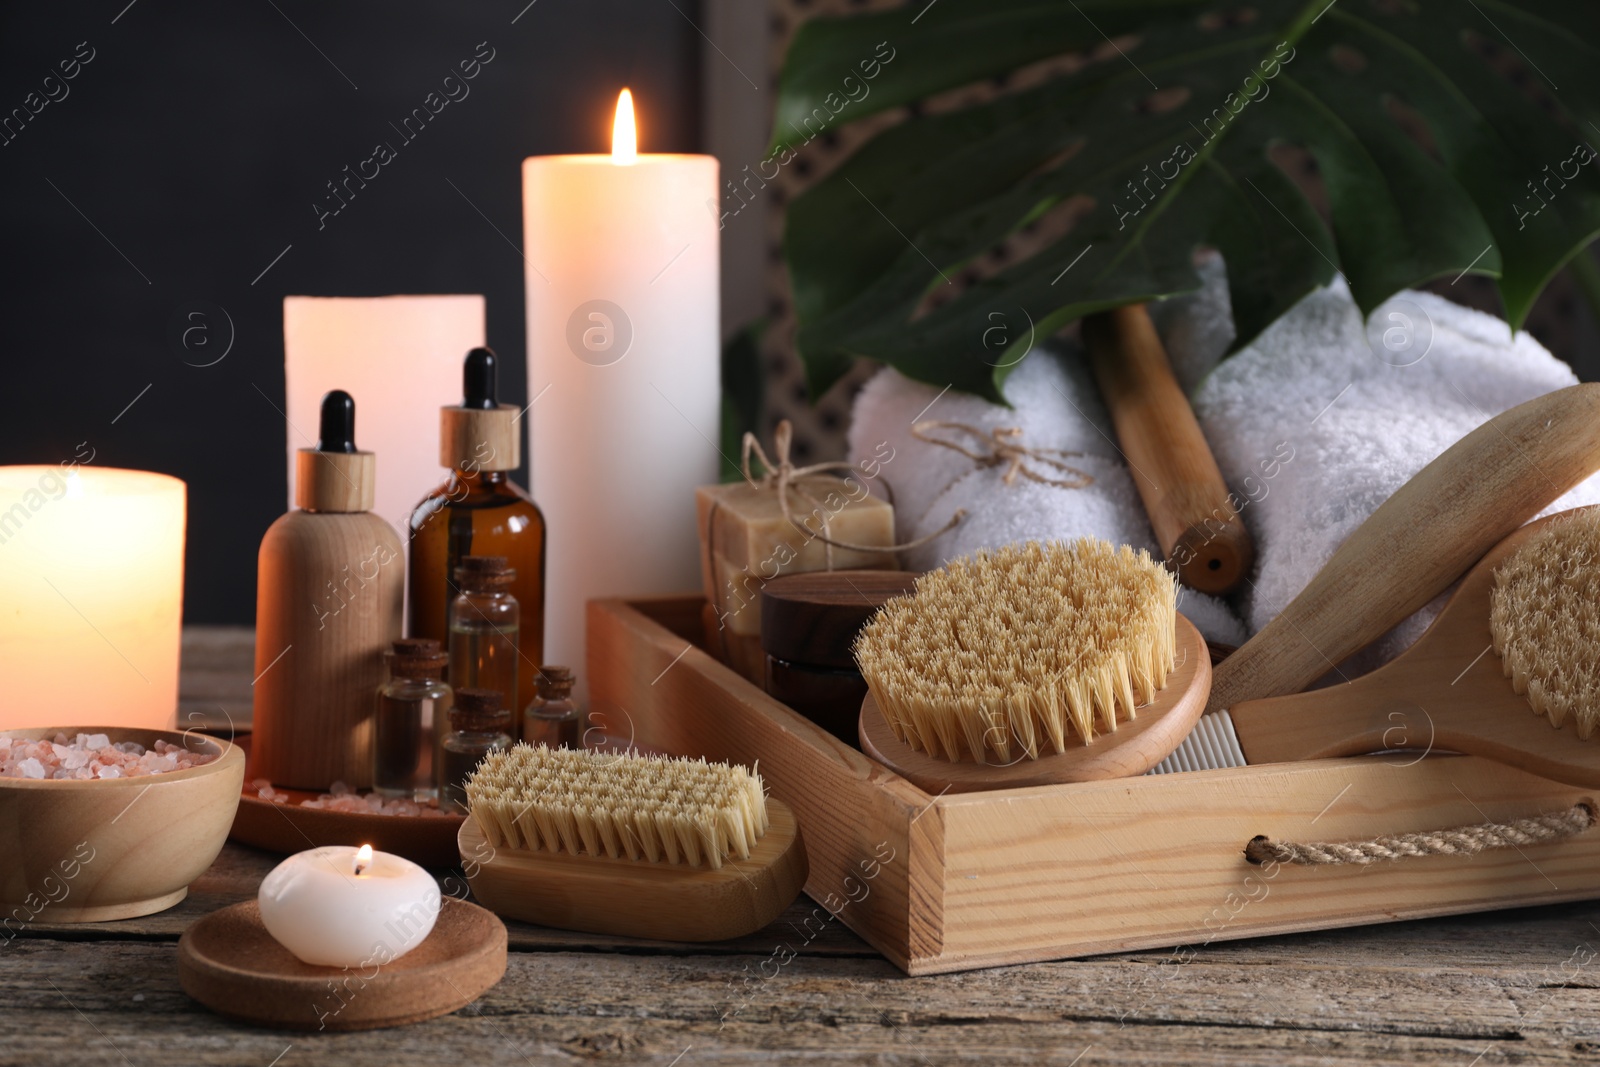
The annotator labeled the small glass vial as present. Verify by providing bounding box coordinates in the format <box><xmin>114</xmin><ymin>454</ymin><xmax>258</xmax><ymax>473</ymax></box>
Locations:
<box><xmin>373</xmin><ymin>638</ymin><xmax>450</xmax><ymax>800</ymax></box>
<box><xmin>437</xmin><ymin>688</ymin><xmax>513</xmax><ymax>814</ymax></box>
<box><xmin>448</xmin><ymin>555</ymin><xmax>519</xmax><ymax>716</ymax></box>
<box><xmin>522</xmin><ymin>665</ymin><xmax>579</xmax><ymax>749</ymax></box>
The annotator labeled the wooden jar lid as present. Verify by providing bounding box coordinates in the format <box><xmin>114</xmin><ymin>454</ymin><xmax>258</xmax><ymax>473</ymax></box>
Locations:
<box><xmin>759</xmin><ymin>569</ymin><xmax>919</xmax><ymax>669</ymax></box>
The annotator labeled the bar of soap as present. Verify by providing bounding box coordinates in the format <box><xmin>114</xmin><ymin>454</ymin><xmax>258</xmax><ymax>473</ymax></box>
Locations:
<box><xmin>696</xmin><ymin>478</ymin><xmax>897</xmax><ymax>639</ymax></box>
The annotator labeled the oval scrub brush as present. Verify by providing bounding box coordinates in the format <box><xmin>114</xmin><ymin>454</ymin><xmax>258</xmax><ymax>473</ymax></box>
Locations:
<box><xmin>1220</xmin><ymin>506</ymin><xmax>1600</xmax><ymax>786</ymax></box>
<box><xmin>1490</xmin><ymin>509</ymin><xmax>1600</xmax><ymax>739</ymax></box>
<box><xmin>855</xmin><ymin>540</ymin><xmax>1211</xmax><ymax>793</ymax></box>
<box><xmin>458</xmin><ymin>745</ymin><xmax>808</xmax><ymax>941</ymax></box>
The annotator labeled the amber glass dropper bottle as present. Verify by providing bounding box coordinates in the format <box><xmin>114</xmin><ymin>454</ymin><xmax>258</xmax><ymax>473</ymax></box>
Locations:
<box><xmin>408</xmin><ymin>347</ymin><xmax>547</xmax><ymax>718</ymax></box>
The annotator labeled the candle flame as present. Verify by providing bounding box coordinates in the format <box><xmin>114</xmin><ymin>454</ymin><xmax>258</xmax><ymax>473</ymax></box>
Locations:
<box><xmin>612</xmin><ymin>88</ymin><xmax>637</xmax><ymax>165</ymax></box>
<box><xmin>353</xmin><ymin>843</ymin><xmax>373</xmax><ymax>876</ymax></box>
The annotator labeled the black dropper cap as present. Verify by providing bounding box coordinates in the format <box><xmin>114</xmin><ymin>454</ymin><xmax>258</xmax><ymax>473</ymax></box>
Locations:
<box><xmin>462</xmin><ymin>347</ymin><xmax>498</xmax><ymax>410</ymax></box>
<box><xmin>317</xmin><ymin>390</ymin><xmax>358</xmax><ymax>453</ymax></box>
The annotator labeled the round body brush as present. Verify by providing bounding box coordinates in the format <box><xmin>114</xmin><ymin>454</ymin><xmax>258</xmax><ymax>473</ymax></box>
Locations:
<box><xmin>1225</xmin><ymin>506</ymin><xmax>1600</xmax><ymax>786</ymax></box>
<box><xmin>855</xmin><ymin>540</ymin><xmax>1210</xmax><ymax>793</ymax></box>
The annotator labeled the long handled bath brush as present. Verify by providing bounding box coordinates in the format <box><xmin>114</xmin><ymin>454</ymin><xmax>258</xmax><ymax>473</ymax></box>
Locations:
<box><xmin>854</xmin><ymin>539</ymin><xmax>1211</xmax><ymax>793</ymax></box>
<box><xmin>1180</xmin><ymin>507</ymin><xmax>1600</xmax><ymax>786</ymax></box>
<box><xmin>1206</xmin><ymin>383</ymin><xmax>1600</xmax><ymax>715</ymax></box>
<box><xmin>458</xmin><ymin>745</ymin><xmax>808</xmax><ymax>941</ymax></box>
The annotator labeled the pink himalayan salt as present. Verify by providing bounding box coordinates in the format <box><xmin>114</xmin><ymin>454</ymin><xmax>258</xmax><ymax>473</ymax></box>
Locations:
<box><xmin>0</xmin><ymin>733</ymin><xmax>218</xmax><ymax>780</ymax></box>
<box><xmin>249</xmin><ymin>777</ymin><xmax>453</xmax><ymax>818</ymax></box>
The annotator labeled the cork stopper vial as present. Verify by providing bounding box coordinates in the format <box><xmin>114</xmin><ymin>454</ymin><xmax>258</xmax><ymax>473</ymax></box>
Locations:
<box><xmin>455</xmin><ymin>555</ymin><xmax>517</xmax><ymax>591</ymax></box>
<box><xmin>439</xmin><ymin>347</ymin><xmax>520</xmax><ymax>472</ymax></box>
<box><xmin>451</xmin><ymin>688</ymin><xmax>511</xmax><ymax>732</ymax></box>
<box><xmin>535</xmin><ymin>665</ymin><xmax>575</xmax><ymax>699</ymax></box>
<box><xmin>295</xmin><ymin>389</ymin><xmax>377</xmax><ymax>513</ymax></box>
<box><xmin>389</xmin><ymin>638</ymin><xmax>447</xmax><ymax>681</ymax></box>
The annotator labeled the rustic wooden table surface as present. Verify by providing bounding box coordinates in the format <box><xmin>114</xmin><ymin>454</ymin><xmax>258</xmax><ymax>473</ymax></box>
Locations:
<box><xmin>6</xmin><ymin>628</ymin><xmax>1600</xmax><ymax>1065</ymax></box>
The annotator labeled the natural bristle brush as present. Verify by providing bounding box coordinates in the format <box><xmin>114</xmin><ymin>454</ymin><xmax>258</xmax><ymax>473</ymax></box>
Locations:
<box><xmin>1215</xmin><ymin>506</ymin><xmax>1600</xmax><ymax>785</ymax></box>
<box><xmin>1160</xmin><ymin>383</ymin><xmax>1600</xmax><ymax>774</ymax></box>
<box><xmin>458</xmin><ymin>746</ymin><xmax>808</xmax><ymax>941</ymax></box>
<box><xmin>1489</xmin><ymin>510</ymin><xmax>1600</xmax><ymax>740</ymax></box>
<box><xmin>855</xmin><ymin>539</ymin><xmax>1211</xmax><ymax>793</ymax></box>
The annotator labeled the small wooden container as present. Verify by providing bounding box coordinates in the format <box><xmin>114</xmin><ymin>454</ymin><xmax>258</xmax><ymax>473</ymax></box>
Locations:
<box><xmin>0</xmin><ymin>727</ymin><xmax>244</xmax><ymax>922</ymax></box>
<box><xmin>591</xmin><ymin>597</ymin><xmax>1600</xmax><ymax>975</ymax></box>
<box><xmin>764</xmin><ymin>659</ymin><xmax>866</xmax><ymax>746</ymax></box>
<box><xmin>758</xmin><ymin>570</ymin><xmax>918</xmax><ymax>746</ymax></box>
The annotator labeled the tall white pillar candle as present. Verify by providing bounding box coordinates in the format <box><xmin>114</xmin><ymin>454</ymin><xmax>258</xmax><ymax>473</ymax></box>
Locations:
<box><xmin>0</xmin><ymin>466</ymin><xmax>186</xmax><ymax>731</ymax></box>
<box><xmin>522</xmin><ymin>91</ymin><xmax>719</xmax><ymax>687</ymax></box>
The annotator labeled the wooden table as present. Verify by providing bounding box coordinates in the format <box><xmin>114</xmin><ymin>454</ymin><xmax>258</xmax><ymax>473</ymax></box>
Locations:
<box><xmin>7</xmin><ymin>628</ymin><xmax>1600</xmax><ymax>1065</ymax></box>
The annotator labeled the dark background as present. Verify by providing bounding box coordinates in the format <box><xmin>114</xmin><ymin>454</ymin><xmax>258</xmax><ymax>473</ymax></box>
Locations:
<box><xmin>0</xmin><ymin>0</ymin><xmax>702</xmax><ymax>623</ymax></box>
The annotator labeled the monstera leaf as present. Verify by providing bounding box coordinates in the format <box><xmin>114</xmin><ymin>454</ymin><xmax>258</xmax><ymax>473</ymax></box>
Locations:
<box><xmin>776</xmin><ymin>0</ymin><xmax>1600</xmax><ymax>401</ymax></box>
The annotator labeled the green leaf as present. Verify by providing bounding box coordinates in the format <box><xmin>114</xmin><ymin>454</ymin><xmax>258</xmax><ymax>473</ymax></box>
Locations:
<box><xmin>778</xmin><ymin>0</ymin><xmax>1600</xmax><ymax>401</ymax></box>
<box><xmin>719</xmin><ymin>319</ymin><xmax>767</xmax><ymax>482</ymax></box>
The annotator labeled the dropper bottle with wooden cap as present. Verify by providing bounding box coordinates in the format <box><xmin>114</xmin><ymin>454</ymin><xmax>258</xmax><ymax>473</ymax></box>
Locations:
<box><xmin>408</xmin><ymin>347</ymin><xmax>546</xmax><ymax>718</ymax></box>
<box><xmin>253</xmin><ymin>390</ymin><xmax>404</xmax><ymax>790</ymax></box>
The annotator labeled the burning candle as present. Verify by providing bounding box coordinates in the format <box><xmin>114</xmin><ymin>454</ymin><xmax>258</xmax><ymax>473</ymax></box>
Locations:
<box><xmin>258</xmin><ymin>844</ymin><xmax>440</xmax><ymax>968</ymax></box>
<box><xmin>522</xmin><ymin>89</ymin><xmax>719</xmax><ymax>693</ymax></box>
<box><xmin>0</xmin><ymin>465</ymin><xmax>185</xmax><ymax>732</ymax></box>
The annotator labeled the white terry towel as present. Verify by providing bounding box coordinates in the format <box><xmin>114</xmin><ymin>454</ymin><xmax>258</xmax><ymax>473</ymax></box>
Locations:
<box><xmin>848</xmin><ymin>252</ymin><xmax>1600</xmax><ymax>675</ymax></box>
<box><xmin>1167</xmin><ymin>256</ymin><xmax>1600</xmax><ymax>673</ymax></box>
<box><xmin>846</xmin><ymin>348</ymin><xmax>1250</xmax><ymax>647</ymax></box>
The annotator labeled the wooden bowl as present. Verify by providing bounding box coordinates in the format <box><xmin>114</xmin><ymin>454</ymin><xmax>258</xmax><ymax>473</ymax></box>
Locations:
<box><xmin>0</xmin><ymin>726</ymin><xmax>245</xmax><ymax>922</ymax></box>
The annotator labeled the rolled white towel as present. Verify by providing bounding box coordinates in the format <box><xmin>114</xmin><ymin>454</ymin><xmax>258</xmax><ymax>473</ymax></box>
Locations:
<box><xmin>847</xmin><ymin>346</ymin><xmax>1249</xmax><ymax>647</ymax></box>
<box><xmin>1175</xmin><ymin>263</ymin><xmax>1600</xmax><ymax>675</ymax></box>
<box><xmin>847</xmin><ymin>254</ymin><xmax>1600</xmax><ymax>677</ymax></box>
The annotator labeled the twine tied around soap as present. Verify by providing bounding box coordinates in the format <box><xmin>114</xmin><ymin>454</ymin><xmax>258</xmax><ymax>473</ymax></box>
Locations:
<box><xmin>1244</xmin><ymin>803</ymin><xmax>1593</xmax><ymax>866</ymax></box>
<box><xmin>739</xmin><ymin>420</ymin><xmax>964</xmax><ymax>567</ymax></box>
<box><xmin>911</xmin><ymin>421</ymin><xmax>1096</xmax><ymax>490</ymax></box>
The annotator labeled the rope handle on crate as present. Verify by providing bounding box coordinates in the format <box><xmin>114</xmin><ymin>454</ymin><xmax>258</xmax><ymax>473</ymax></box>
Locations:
<box><xmin>1244</xmin><ymin>802</ymin><xmax>1594</xmax><ymax>866</ymax></box>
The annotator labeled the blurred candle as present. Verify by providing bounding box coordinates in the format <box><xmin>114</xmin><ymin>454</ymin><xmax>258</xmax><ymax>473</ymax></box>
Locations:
<box><xmin>0</xmin><ymin>466</ymin><xmax>186</xmax><ymax>731</ymax></box>
<box><xmin>522</xmin><ymin>89</ymin><xmax>719</xmax><ymax>689</ymax></box>
<box><xmin>283</xmin><ymin>295</ymin><xmax>486</xmax><ymax>535</ymax></box>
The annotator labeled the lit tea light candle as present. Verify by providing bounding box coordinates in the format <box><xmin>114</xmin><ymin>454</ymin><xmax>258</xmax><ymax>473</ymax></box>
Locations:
<box><xmin>522</xmin><ymin>89</ymin><xmax>719</xmax><ymax>697</ymax></box>
<box><xmin>258</xmin><ymin>843</ymin><xmax>440</xmax><ymax>968</ymax></box>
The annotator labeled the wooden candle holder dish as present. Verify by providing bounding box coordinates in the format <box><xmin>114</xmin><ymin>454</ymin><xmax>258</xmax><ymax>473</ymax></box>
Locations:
<box><xmin>228</xmin><ymin>737</ymin><xmax>464</xmax><ymax>868</ymax></box>
<box><xmin>177</xmin><ymin>897</ymin><xmax>506</xmax><ymax>1031</ymax></box>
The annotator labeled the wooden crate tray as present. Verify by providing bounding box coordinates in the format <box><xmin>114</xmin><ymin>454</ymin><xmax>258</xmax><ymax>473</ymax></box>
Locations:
<box><xmin>589</xmin><ymin>596</ymin><xmax>1600</xmax><ymax>976</ymax></box>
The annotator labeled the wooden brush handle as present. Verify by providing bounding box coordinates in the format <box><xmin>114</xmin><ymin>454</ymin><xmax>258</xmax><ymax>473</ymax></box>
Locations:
<box><xmin>1085</xmin><ymin>304</ymin><xmax>1253</xmax><ymax>595</ymax></box>
<box><xmin>1228</xmin><ymin>680</ymin><xmax>1431</xmax><ymax>766</ymax></box>
<box><xmin>1209</xmin><ymin>383</ymin><xmax>1600</xmax><ymax>714</ymax></box>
